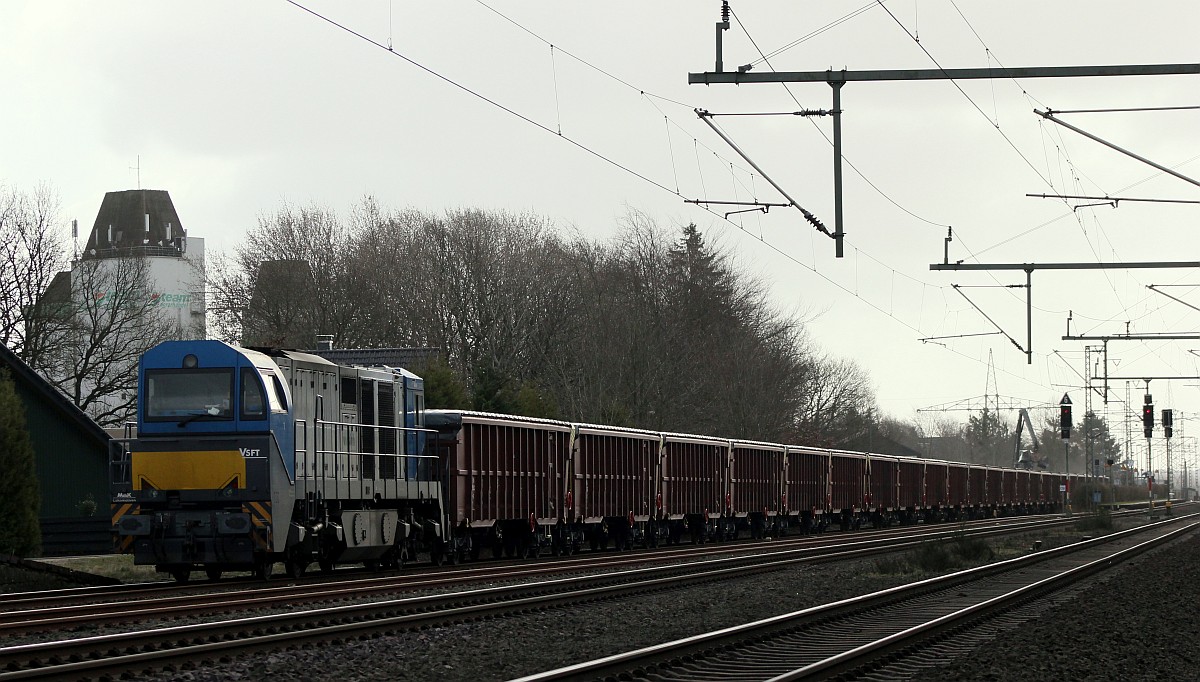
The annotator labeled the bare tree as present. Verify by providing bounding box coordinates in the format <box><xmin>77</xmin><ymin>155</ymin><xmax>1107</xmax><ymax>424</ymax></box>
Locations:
<box><xmin>41</xmin><ymin>255</ymin><xmax>179</xmax><ymax>426</ymax></box>
<box><xmin>793</xmin><ymin>354</ymin><xmax>877</xmax><ymax>447</ymax></box>
<box><xmin>0</xmin><ymin>184</ymin><xmax>69</xmax><ymax>366</ymax></box>
<box><xmin>212</xmin><ymin>201</ymin><xmax>360</xmax><ymax>348</ymax></box>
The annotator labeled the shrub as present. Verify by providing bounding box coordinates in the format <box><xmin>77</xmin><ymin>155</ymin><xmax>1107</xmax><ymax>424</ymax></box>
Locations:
<box><xmin>0</xmin><ymin>369</ymin><xmax>41</xmax><ymax>556</ymax></box>
<box><xmin>1074</xmin><ymin>508</ymin><xmax>1113</xmax><ymax>533</ymax></box>
<box><xmin>952</xmin><ymin>534</ymin><xmax>995</xmax><ymax>563</ymax></box>
<box><xmin>873</xmin><ymin>555</ymin><xmax>913</xmax><ymax>575</ymax></box>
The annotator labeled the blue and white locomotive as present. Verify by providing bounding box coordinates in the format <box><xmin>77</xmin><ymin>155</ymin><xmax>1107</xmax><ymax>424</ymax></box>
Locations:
<box><xmin>110</xmin><ymin>340</ymin><xmax>445</xmax><ymax>581</ymax></box>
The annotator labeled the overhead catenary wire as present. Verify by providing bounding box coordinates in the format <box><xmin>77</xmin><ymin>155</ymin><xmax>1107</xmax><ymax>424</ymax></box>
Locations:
<box><xmin>895</xmin><ymin>1</ymin><xmax>1199</xmax><ymax>377</ymax></box>
<box><xmin>694</xmin><ymin>109</ymin><xmax>830</xmax><ymax>237</ymax></box>
<box><xmin>283</xmin><ymin>0</ymin><xmax>678</xmax><ymax>198</ymax></box>
<box><xmin>730</xmin><ymin>5</ymin><xmax>955</xmax><ymax>232</ymax></box>
<box><xmin>286</xmin><ymin>0</ymin><xmax>1079</xmax><ymax>401</ymax></box>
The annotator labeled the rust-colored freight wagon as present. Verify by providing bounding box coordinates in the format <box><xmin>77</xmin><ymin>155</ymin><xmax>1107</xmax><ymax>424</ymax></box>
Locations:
<box><xmin>897</xmin><ymin>457</ymin><xmax>925</xmax><ymax>521</ymax></box>
<box><xmin>830</xmin><ymin>451</ymin><xmax>867</xmax><ymax>529</ymax></box>
<box><xmin>730</xmin><ymin>440</ymin><xmax>786</xmax><ymax>537</ymax></box>
<box><xmin>572</xmin><ymin>423</ymin><xmax>662</xmax><ymax>548</ymax></box>
<box><xmin>1045</xmin><ymin>472</ymin><xmax>1066</xmax><ymax>507</ymax></box>
<box><xmin>925</xmin><ymin>461</ymin><xmax>950</xmax><ymax>518</ymax></box>
<box><xmin>784</xmin><ymin>447</ymin><xmax>828</xmax><ymax>530</ymax></box>
<box><xmin>1014</xmin><ymin>470</ymin><xmax>1033</xmax><ymax>508</ymax></box>
<box><xmin>984</xmin><ymin>466</ymin><xmax>1005</xmax><ymax>513</ymax></box>
<box><xmin>426</xmin><ymin>411</ymin><xmax>572</xmax><ymax>558</ymax></box>
<box><xmin>999</xmin><ymin>469</ymin><xmax>1018</xmax><ymax>510</ymax></box>
<box><xmin>867</xmin><ymin>454</ymin><xmax>898</xmax><ymax>524</ymax></box>
<box><xmin>968</xmin><ymin>464</ymin><xmax>988</xmax><ymax>513</ymax></box>
<box><xmin>660</xmin><ymin>433</ymin><xmax>730</xmax><ymax>540</ymax></box>
<box><xmin>947</xmin><ymin>462</ymin><xmax>970</xmax><ymax>516</ymax></box>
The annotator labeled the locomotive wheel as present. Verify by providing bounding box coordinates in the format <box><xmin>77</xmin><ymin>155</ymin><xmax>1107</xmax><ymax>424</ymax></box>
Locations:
<box><xmin>318</xmin><ymin>558</ymin><xmax>335</xmax><ymax>574</ymax></box>
<box><xmin>170</xmin><ymin>568</ymin><xmax>191</xmax><ymax>584</ymax></box>
<box><xmin>205</xmin><ymin>568</ymin><xmax>222</xmax><ymax>581</ymax></box>
<box><xmin>255</xmin><ymin>559</ymin><xmax>273</xmax><ymax>581</ymax></box>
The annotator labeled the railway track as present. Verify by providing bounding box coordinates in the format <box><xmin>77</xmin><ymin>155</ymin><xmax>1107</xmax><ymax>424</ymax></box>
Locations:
<box><xmin>0</xmin><ymin>512</ymin><xmax>1099</xmax><ymax>639</ymax></box>
<box><xmin>0</xmin><ymin>512</ymin><xmax>1109</xmax><ymax>680</ymax></box>
<box><xmin>513</xmin><ymin>513</ymin><xmax>1199</xmax><ymax>681</ymax></box>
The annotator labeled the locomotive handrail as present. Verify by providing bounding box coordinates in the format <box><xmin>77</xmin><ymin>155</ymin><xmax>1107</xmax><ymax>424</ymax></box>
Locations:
<box><xmin>108</xmin><ymin>438</ymin><xmax>133</xmax><ymax>488</ymax></box>
<box><xmin>313</xmin><ymin>417</ymin><xmax>437</xmax><ymax>433</ymax></box>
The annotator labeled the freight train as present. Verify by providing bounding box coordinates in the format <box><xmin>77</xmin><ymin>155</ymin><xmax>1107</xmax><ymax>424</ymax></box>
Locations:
<box><xmin>111</xmin><ymin>340</ymin><xmax>1082</xmax><ymax>580</ymax></box>
<box><xmin>424</xmin><ymin>411</ymin><xmax>1078</xmax><ymax>560</ymax></box>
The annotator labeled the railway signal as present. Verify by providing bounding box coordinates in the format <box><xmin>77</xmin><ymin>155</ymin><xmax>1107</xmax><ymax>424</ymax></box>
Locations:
<box><xmin>1163</xmin><ymin>409</ymin><xmax>1174</xmax><ymax>438</ymax></box>
<box><xmin>1059</xmin><ymin>398</ymin><xmax>1072</xmax><ymax>440</ymax></box>
<box><xmin>1143</xmin><ymin>395</ymin><xmax>1154</xmax><ymax>439</ymax></box>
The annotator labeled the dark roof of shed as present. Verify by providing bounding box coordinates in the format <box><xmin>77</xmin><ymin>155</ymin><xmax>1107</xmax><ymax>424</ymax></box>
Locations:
<box><xmin>0</xmin><ymin>344</ymin><xmax>110</xmax><ymax>444</ymax></box>
<box><xmin>309</xmin><ymin>347</ymin><xmax>441</xmax><ymax>371</ymax></box>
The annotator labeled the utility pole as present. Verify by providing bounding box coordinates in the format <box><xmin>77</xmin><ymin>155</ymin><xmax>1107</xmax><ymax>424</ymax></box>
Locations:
<box><xmin>690</xmin><ymin>24</ymin><xmax>1200</xmax><ymax>259</ymax></box>
<box><xmin>1143</xmin><ymin>389</ymin><xmax>1154</xmax><ymax>516</ymax></box>
<box><xmin>1061</xmin><ymin>393</ymin><xmax>1072</xmax><ymax>514</ymax></box>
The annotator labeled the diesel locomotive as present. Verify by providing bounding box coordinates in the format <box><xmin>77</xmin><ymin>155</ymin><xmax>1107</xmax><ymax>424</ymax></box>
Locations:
<box><xmin>110</xmin><ymin>340</ymin><xmax>445</xmax><ymax>581</ymax></box>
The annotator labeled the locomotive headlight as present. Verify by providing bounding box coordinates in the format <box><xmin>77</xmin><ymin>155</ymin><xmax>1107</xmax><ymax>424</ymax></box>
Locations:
<box><xmin>182</xmin><ymin>354</ymin><xmax>198</xmax><ymax>368</ymax></box>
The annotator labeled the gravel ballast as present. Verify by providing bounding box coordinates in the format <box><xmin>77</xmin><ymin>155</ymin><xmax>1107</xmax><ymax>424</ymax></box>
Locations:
<box><xmin>1</xmin><ymin>519</ymin><xmax>1187</xmax><ymax>680</ymax></box>
<box><xmin>127</xmin><ymin>521</ymin><xmax>1200</xmax><ymax>682</ymax></box>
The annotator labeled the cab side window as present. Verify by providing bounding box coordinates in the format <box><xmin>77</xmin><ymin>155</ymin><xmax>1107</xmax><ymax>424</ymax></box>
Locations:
<box><xmin>240</xmin><ymin>368</ymin><xmax>268</xmax><ymax>420</ymax></box>
<box><xmin>270</xmin><ymin>374</ymin><xmax>289</xmax><ymax>413</ymax></box>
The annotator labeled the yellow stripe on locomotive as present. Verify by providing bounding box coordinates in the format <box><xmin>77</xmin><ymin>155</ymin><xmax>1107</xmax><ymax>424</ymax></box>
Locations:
<box><xmin>131</xmin><ymin>449</ymin><xmax>246</xmax><ymax>491</ymax></box>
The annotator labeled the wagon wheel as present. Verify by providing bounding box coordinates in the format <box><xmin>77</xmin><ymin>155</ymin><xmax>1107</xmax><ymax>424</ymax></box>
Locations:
<box><xmin>285</xmin><ymin>557</ymin><xmax>308</xmax><ymax>579</ymax></box>
<box><xmin>170</xmin><ymin>568</ymin><xmax>191</xmax><ymax>584</ymax></box>
<box><xmin>318</xmin><ymin>557</ymin><xmax>335</xmax><ymax>574</ymax></box>
<box><xmin>205</xmin><ymin>567</ymin><xmax>222</xmax><ymax>581</ymax></box>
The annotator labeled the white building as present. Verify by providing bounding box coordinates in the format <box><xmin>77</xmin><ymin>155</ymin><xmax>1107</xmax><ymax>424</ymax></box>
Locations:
<box><xmin>41</xmin><ymin>189</ymin><xmax>206</xmax><ymax>424</ymax></box>
<box><xmin>76</xmin><ymin>188</ymin><xmax>206</xmax><ymax>335</ymax></box>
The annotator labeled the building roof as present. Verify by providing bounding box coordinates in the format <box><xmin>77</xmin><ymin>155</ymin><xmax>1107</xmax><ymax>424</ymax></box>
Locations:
<box><xmin>309</xmin><ymin>347</ymin><xmax>441</xmax><ymax>371</ymax></box>
<box><xmin>82</xmin><ymin>189</ymin><xmax>188</xmax><ymax>259</ymax></box>
<box><xmin>0</xmin><ymin>343</ymin><xmax>110</xmax><ymax>445</ymax></box>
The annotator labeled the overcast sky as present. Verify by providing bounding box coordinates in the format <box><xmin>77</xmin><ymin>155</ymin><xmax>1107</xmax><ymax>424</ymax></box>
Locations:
<box><xmin>5</xmin><ymin>2</ymin><xmax>1200</xmax><ymax>468</ymax></box>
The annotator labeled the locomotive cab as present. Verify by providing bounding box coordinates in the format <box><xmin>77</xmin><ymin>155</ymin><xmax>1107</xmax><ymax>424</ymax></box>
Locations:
<box><xmin>112</xmin><ymin>341</ymin><xmax>291</xmax><ymax>581</ymax></box>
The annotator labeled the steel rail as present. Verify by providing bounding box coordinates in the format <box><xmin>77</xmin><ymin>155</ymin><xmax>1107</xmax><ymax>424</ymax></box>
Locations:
<box><xmin>0</xmin><ymin>514</ymin><xmax>1097</xmax><ymax>679</ymax></box>
<box><xmin>783</xmin><ymin>519</ymin><xmax>1199</xmax><ymax>681</ymax></box>
<box><xmin>0</xmin><ymin>512</ymin><xmax>1088</xmax><ymax>631</ymax></box>
<box><xmin>513</xmin><ymin>514</ymin><xmax>1198</xmax><ymax>681</ymax></box>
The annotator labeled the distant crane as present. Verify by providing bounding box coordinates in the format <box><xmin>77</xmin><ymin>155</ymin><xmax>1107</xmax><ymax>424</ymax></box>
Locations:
<box><xmin>1014</xmin><ymin>408</ymin><xmax>1046</xmax><ymax>469</ymax></box>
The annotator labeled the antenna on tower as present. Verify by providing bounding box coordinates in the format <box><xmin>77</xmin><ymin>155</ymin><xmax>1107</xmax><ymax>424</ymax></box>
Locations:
<box><xmin>129</xmin><ymin>155</ymin><xmax>141</xmax><ymax>189</ymax></box>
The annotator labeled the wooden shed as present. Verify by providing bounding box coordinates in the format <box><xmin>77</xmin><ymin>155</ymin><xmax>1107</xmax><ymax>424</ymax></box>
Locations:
<box><xmin>0</xmin><ymin>344</ymin><xmax>112</xmax><ymax>554</ymax></box>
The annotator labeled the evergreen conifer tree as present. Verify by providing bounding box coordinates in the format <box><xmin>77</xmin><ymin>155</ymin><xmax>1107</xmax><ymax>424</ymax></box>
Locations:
<box><xmin>0</xmin><ymin>369</ymin><xmax>41</xmax><ymax>556</ymax></box>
